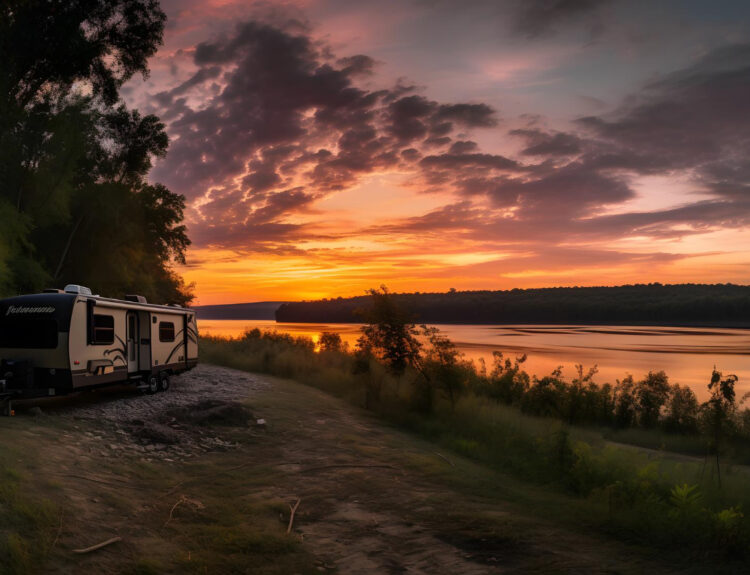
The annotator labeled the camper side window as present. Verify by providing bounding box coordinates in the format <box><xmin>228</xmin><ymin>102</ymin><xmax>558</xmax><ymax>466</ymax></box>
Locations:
<box><xmin>92</xmin><ymin>314</ymin><xmax>115</xmax><ymax>345</ymax></box>
<box><xmin>159</xmin><ymin>322</ymin><xmax>175</xmax><ymax>342</ymax></box>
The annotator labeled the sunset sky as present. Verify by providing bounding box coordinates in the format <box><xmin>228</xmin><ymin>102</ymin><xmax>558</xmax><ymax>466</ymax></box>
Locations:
<box><xmin>123</xmin><ymin>0</ymin><xmax>750</xmax><ymax>305</ymax></box>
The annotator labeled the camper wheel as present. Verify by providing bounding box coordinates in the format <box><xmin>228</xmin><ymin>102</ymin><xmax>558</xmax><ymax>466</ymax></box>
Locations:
<box><xmin>160</xmin><ymin>372</ymin><xmax>170</xmax><ymax>392</ymax></box>
<box><xmin>146</xmin><ymin>375</ymin><xmax>159</xmax><ymax>395</ymax></box>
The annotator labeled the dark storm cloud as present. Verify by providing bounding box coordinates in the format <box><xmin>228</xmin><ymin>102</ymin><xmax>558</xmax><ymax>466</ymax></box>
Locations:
<box><xmin>434</xmin><ymin>103</ymin><xmax>498</xmax><ymax>127</ymax></box>
<box><xmin>149</xmin><ymin>15</ymin><xmax>750</xmax><ymax>256</ymax></box>
<box><xmin>575</xmin><ymin>42</ymin><xmax>750</xmax><ymax>197</ymax></box>
<box><xmin>448</xmin><ymin>141</ymin><xmax>479</xmax><ymax>154</ymax></box>
<box><xmin>363</xmin><ymin>39</ymin><xmax>750</xmax><ymax>245</ymax></box>
<box><xmin>387</xmin><ymin>95</ymin><xmax>434</xmax><ymax>141</ymax></box>
<box><xmin>461</xmin><ymin>162</ymin><xmax>633</xmax><ymax>217</ymax></box>
<box><xmin>420</xmin><ymin>153</ymin><xmax>518</xmax><ymax>171</ymax></box>
<box><xmin>575</xmin><ymin>199</ymin><xmax>750</xmax><ymax>240</ymax></box>
<box><xmin>510</xmin><ymin>128</ymin><xmax>582</xmax><ymax>156</ymax></box>
<box><xmin>368</xmin><ymin>194</ymin><xmax>750</xmax><ymax>248</ymax></box>
<box><xmin>336</xmin><ymin>54</ymin><xmax>376</xmax><ymax>76</ymax></box>
<box><xmin>150</xmin><ymin>19</ymin><xmax>501</xmax><ymax>250</ymax></box>
<box><xmin>385</xmin><ymin>96</ymin><xmax>499</xmax><ymax>142</ymax></box>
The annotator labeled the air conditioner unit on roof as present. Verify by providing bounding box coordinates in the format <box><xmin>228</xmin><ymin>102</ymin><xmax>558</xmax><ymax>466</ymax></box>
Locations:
<box><xmin>63</xmin><ymin>284</ymin><xmax>93</xmax><ymax>296</ymax></box>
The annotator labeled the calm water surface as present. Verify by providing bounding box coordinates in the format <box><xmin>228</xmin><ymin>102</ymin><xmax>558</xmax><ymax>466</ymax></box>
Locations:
<box><xmin>198</xmin><ymin>320</ymin><xmax>750</xmax><ymax>400</ymax></box>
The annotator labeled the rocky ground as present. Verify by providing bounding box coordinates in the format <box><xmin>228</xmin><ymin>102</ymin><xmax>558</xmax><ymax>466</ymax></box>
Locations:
<box><xmin>29</xmin><ymin>365</ymin><xmax>269</xmax><ymax>463</ymax></box>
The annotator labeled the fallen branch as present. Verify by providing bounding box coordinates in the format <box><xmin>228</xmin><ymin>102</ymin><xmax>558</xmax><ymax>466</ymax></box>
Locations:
<box><xmin>163</xmin><ymin>495</ymin><xmax>205</xmax><ymax>527</ymax></box>
<box><xmin>72</xmin><ymin>536</ymin><xmax>122</xmax><ymax>554</ymax></box>
<box><xmin>300</xmin><ymin>464</ymin><xmax>398</xmax><ymax>473</ymax></box>
<box><xmin>164</xmin><ymin>496</ymin><xmax>186</xmax><ymax>527</ymax></box>
<box><xmin>287</xmin><ymin>498</ymin><xmax>301</xmax><ymax>534</ymax></box>
<box><xmin>433</xmin><ymin>451</ymin><xmax>454</xmax><ymax>467</ymax></box>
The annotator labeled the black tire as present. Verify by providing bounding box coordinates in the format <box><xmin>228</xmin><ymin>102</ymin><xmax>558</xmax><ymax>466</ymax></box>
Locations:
<box><xmin>147</xmin><ymin>375</ymin><xmax>159</xmax><ymax>394</ymax></box>
<box><xmin>160</xmin><ymin>372</ymin><xmax>170</xmax><ymax>392</ymax></box>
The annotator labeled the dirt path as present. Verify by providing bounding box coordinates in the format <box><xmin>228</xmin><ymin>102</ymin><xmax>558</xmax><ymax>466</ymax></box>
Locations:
<box><xmin>5</xmin><ymin>365</ymin><xmax>689</xmax><ymax>574</ymax></box>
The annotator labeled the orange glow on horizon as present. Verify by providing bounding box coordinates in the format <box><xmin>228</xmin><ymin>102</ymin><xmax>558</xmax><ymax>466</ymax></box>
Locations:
<box><xmin>180</xmin><ymin>234</ymin><xmax>750</xmax><ymax>305</ymax></box>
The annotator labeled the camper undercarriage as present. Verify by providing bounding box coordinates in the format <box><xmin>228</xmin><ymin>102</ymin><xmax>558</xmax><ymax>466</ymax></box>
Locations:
<box><xmin>0</xmin><ymin>285</ymin><xmax>198</xmax><ymax>415</ymax></box>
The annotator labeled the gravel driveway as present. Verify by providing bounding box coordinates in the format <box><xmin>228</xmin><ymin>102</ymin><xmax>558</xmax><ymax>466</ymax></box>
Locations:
<box><xmin>30</xmin><ymin>364</ymin><xmax>271</xmax><ymax>462</ymax></box>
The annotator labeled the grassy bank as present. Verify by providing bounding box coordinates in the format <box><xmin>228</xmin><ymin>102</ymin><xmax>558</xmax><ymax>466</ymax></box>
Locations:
<box><xmin>0</xmin><ymin>432</ymin><xmax>59</xmax><ymax>573</ymax></box>
<box><xmin>200</xmin><ymin>330</ymin><xmax>750</xmax><ymax>559</ymax></box>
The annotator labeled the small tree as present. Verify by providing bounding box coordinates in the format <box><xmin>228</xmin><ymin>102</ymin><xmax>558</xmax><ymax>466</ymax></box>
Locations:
<box><xmin>635</xmin><ymin>371</ymin><xmax>670</xmax><ymax>427</ymax></box>
<box><xmin>355</xmin><ymin>286</ymin><xmax>424</xmax><ymax>409</ymax></box>
<box><xmin>487</xmin><ymin>351</ymin><xmax>529</xmax><ymax>404</ymax></box>
<box><xmin>700</xmin><ymin>368</ymin><xmax>738</xmax><ymax>487</ymax></box>
<box><xmin>319</xmin><ymin>332</ymin><xmax>346</xmax><ymax>353</ymax></box>
<box><xmin>613</xmin><ymin>375</ymin><xmax>637</xmax><ymax>428</ymax></box>
<box><xmin>355</xmin><ymin>286</ymin><xmax>465</xmax><ymax>414</ymax></box>
<box><xmin>355</xmin><ymin>286</ymin><xmax>422</xmax><ymax>375</ymax></box>
<box><xmin>663</xmin><ymin>384</ymin><xmax>700</xmax><ymax>434</ymax></box>
<box><xmin>522</xmin><ymin>366</ymin><xmax>565</xmax><ymax>419</ymax></box>
<box><xmin>421</xmin><ymin>325</ymin><xmax>465</xmax><ymax>408</ymax></box>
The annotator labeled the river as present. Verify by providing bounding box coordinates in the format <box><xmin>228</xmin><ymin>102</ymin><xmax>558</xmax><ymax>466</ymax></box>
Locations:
<box><xmin>197</xmin><ymin>319</ymin><xmax>750</xmax><ymax>400</ymax></box>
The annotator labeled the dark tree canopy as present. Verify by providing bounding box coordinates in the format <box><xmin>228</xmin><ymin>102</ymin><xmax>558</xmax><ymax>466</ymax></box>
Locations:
<box><xmin>0</xmin><ymin>0</ymin><xmax>165</xmax><ymax>106</ymax></box>
<box><xmin>0</xmin><ymin>0</ymin><xmax>193</xmax><ymax>305</ymax></box>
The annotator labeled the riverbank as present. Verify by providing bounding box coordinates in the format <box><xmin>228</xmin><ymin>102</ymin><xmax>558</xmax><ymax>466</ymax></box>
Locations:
<box><xmin>0</xmin><ymin>365</ymin><xmax>698</xmax><ymax>574</ymax></box>
<box><xmin>199</xmin><ymin>330</ymin><xmax>750</xmax><ymax>561</ymax></box>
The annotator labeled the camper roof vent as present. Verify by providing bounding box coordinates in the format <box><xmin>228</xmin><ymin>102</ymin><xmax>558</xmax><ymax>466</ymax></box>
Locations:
<box><xmin>63</xmin><ymin>284</ymin><xmax>93</xmax><ymax>296</ymax></box>
<box><xmin>124</xmin><ymin>294</ymin><xmax>147</xmax><ymax>303</ymax></box>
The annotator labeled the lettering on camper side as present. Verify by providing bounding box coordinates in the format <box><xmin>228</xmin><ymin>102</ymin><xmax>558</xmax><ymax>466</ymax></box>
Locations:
<box><xmin>5</xmin><ymin>305</ymin><xmax>56</xmax><ymax>315</ymax></box>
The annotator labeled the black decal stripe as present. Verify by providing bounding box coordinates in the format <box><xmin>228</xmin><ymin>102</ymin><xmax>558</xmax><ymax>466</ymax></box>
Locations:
<box><xmin>165</xmin><ymin>341</ymin><xmax>185</xmax><ymax>364</ymax></box>
<box><xmin>171</xmin><ymin>326</ymin><xmax>196</xmax><ymax>344</ymax></box>
<box><xmin>104</xmin><ymin>348</ymin><xmax>127</xmax><ymax>364</ymax></box>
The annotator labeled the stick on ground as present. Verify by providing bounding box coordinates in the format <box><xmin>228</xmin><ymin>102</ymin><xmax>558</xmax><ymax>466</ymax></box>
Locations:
<box><xmin>433</xmin><ymin>451</ymin><xmax>455</xmax><ymax>467</ymax></box>
<box><xmin>300</xmin><ymin>464</ymin><xmax>398</xmax><ymax>473</ymax></box>
<box><xmin>287</xmin><ymin>498</ymin><xmax>301</xmax><ymax>534</ymax></box>
<box><xmin>164</xmin><ymin>496</ymin><xmax>187</xmax><ymax>527</ymax></box>
<box><xmin>72</xmin><ymin>536</ymin><xmax>122</xmax><ymax>554</ymax></box>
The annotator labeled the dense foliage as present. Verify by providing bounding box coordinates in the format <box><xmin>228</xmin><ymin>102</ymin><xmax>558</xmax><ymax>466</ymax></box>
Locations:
<box><xmin>0</xmin><ymin>0</ymin><xmax>192</xmax><ymax>304</ymax></box>
<box><xmin>276</xmin><ymin>284</ymin><xmax>750</xmax><ymax>325</ymax></box>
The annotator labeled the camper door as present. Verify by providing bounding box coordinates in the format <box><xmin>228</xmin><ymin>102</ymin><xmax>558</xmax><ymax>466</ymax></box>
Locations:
<box><xmin>126</xmin><ymin>311</ymin><xmax>138</xmax><ymax>373</ymax></box>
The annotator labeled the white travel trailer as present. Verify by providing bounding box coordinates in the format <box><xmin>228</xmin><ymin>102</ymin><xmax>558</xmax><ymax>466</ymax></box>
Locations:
<box><xmin>0</xmin><ymin>285</ymin><xmax>198</xmax><ymax>414</ymax></box>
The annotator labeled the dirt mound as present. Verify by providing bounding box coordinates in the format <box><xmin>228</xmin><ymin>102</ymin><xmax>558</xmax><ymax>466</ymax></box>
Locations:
<box><xmin>127</xmin><ymin>420</ymin><xmax>183</xmax><ymax>445</ymax></box>
<box><xmin>164</xmin><ymin>399</ymin><xmax>253</xmax><ymax>427</ymax></box>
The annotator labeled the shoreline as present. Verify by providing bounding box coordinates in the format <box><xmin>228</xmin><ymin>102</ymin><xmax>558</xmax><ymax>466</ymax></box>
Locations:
<box><xmin>197</xmin><ymin>317</ymin><xmax>750</xmax><ymax>330</ymax></box>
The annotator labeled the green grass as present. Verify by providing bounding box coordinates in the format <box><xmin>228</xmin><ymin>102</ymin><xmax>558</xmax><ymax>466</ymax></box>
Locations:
<box><xmin>0</xmin><ymin>449</ymin><xmax>59</xmax><ymax>574</ymax></box>
<box><xmin>128</xmin><ymin>448</ymin><xmax>318</xmax><ymax>574</ymax></box>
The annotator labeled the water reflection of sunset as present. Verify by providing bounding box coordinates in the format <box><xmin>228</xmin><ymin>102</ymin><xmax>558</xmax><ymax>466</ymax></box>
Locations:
<box><xmin>198</xmin><ymin>320</ymin><xmax>750</xmax><ymax>400</ymax></box>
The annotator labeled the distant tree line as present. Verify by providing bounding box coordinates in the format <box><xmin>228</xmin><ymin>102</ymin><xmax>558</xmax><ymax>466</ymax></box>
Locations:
<box><xmin>0</xmin><ymin>1</ymin><xmax>193</xmax><ymax>304</ymax></box>
<box><xmin>194</xmin><ymin>302</ymin><xmax>288</xmax><ymax>320</ymax></box>
<box><xmin>276</xmin><ymin>284</ymin><xmax>750</xmax><ymax>326</ymax></box>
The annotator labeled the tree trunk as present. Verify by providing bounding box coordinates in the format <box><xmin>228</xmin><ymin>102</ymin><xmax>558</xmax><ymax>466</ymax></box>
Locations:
<box><xmin>54</xmin><ymin>214</ymin><xmax>84</xmax><ymax>280</ymax></box>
